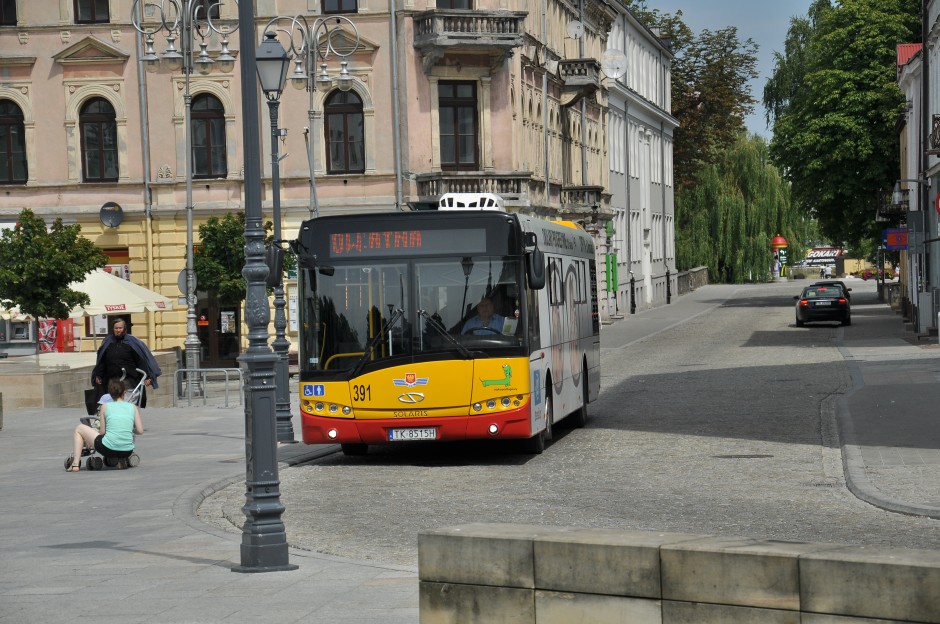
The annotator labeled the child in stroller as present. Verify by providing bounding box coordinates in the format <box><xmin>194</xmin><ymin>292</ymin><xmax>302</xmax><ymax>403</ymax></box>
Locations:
<box><xmin>66</xmin><ymin>370</ymin><xmax>145</xmax><ymax>472</ymax></box>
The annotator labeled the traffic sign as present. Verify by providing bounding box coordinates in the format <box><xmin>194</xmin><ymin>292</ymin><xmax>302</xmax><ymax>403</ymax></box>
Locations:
<box><xmin>177</xmin><ymin>268</ymin><xmax>197</xmax><ymax>295</ymax></box>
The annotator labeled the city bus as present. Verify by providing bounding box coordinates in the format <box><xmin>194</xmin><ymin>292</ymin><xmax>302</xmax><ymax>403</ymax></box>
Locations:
<box><xmin>291</xmin><ymin>202</ymin><xmax>600</xmax><ymax>455</ymax></box>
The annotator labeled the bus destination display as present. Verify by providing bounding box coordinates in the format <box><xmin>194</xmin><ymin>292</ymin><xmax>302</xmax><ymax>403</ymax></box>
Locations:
<box><xmin>329</xmin><ymin>228</ymin><xmax>486</xmax><ymax>258</ymax></box>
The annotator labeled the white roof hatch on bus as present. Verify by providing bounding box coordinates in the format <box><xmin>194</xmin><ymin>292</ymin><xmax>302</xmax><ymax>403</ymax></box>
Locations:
<box><xmin>438</xmin><ymin>193</ymin><xmax>504</xmax><ymax>211</ymax></box>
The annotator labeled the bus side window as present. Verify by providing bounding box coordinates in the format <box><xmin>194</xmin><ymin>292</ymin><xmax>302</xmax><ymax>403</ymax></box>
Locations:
<box><xmin>527</xmin><ymin>287</ymin><xmax>540</xmax><ymax>349</ymax></box>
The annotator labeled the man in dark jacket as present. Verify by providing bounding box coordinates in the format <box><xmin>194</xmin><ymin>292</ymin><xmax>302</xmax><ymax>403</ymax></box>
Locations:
<box><xmin>91</xmin><ymin>319</ymin><xmax>162</xmax><ymax>407</ymax></box>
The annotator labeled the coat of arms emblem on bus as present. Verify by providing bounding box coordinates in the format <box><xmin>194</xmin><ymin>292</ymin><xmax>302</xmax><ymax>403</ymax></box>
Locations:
<box><xmin>393</xmin><ymin>373</ymin><xmax>428</xmax><ymax>388</ymax></box>
<box><xmin>481</xmin><ymin>365</ymin><xmax>512</xmax><ymax>388</ymax></box>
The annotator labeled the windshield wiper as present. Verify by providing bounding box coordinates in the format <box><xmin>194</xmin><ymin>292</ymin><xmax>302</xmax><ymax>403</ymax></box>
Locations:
<box><xmin>351</xmin><ymin>307</ymin><xmax>404</xmax><ymax>378</ymax></box>
<box><xmin>418</xmin><ymin>309</ymin><xmax>475</xmax><ymax>359</ymax></box>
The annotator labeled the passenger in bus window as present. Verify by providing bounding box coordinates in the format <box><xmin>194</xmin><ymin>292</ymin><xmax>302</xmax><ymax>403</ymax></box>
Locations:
<box><xmin>461</xmin><ymin>296</ymin><xmax>505</xmax><ymax>335</ymax></box>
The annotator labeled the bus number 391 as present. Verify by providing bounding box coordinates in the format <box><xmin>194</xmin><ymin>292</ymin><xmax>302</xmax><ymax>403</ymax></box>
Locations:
<box><xmin>353</xmin><ymin>384</ymin><xmax>371</xmax><ymax>402</ymax></box>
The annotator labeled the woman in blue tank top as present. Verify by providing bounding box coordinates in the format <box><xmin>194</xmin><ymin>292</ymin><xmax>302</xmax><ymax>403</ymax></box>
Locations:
<box><xmin>68</xmin><ymin>378</ymin><xmax>144</xmax><ymax>472</ymax></box>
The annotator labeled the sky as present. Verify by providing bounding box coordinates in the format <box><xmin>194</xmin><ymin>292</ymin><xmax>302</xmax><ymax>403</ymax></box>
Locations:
<box><xmin>650</xmin><ymin>0</ymin><xmax>815</xmax><ymax>137</ymax></box>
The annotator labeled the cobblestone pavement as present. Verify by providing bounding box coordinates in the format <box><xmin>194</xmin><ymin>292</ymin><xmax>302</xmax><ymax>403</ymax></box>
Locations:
<box><xmin>201</xmin><ymin>279</ymin><xmax>940</xmax><ymax>568</ymax></box>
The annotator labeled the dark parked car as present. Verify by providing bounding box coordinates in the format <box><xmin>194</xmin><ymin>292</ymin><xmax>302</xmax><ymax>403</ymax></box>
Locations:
<box><xmin>795</xmin><ymin>284</ymin><xmax>851</xmax><ymax>326</ymax></box>
<box><xmin>810</xmin><ymin>280</ymin><xmax>852</xmax><ymax>299</ymax></box>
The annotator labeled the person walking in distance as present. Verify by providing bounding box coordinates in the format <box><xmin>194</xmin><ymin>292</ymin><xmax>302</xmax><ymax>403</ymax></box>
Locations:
<box><xmin>91</xmin><ymin>319</ymin><xmax>162</xmax><ymax>408</ymax></box>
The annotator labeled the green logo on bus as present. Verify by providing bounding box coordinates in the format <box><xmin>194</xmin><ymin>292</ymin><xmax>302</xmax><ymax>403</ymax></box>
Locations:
<box><xmin>482</xmin><ymin>364</ymin><xmax>513</xmax><ymax>388</ymax></box>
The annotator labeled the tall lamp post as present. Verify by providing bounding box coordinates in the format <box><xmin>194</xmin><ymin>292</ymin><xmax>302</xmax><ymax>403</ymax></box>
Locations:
<box><xmin>257</xmin><ymin>15</ymin><xmax>360</xmax><ymax>442</ymax></box>
<box><xmin>131</xmin><ymin>0</ymin><xmax>237</xmax><ymax>377</ymax></box>
<box><xmin>256</xmin><ymin>30</ymin><xmax>294</xmax><ymax>443</ymax></box>
<box><xmin>232</xmin><ymin>0</ymin><xmax>296</xmax><ymax>573</ymax></box>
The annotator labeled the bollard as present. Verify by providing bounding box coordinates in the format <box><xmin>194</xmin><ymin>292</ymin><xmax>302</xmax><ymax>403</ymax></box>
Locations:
<box><xmin>629</xmin><ymin>273</ymin><xmax>636</xmax><ymax>315</ymax></box>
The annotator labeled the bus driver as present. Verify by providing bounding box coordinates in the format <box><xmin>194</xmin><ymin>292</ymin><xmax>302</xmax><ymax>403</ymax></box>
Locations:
<box><xmin>462</xmin><ymin>296</ymin><xmax>505</xmax><ymax>335</ymax></box>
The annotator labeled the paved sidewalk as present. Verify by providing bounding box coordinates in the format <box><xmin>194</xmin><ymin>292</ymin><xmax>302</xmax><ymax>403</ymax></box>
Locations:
<box><xmin>0</xmin><ymin>397</ymin><xmax>418</xmax><ymax>624</ymax></box>
<box><xmin>835</xmin><ymin>288</ymin><xmax>940</xmax><ymax>519</ymax></box>
<box><xmin>2</xmin><ymin>279</ymin><xmax>938</xmax><ymax>623</ymax></box>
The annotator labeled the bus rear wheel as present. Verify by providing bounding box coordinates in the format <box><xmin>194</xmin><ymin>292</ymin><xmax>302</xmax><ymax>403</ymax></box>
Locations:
<box><xmin>341</xmin><ymin>443</ymin><xmax>368</xmax><ymax>456</ymax></box>
<box><xmin>571</xmin><ymin>366</ymin><xmax>588</xmax><ymax>428</ymax></box>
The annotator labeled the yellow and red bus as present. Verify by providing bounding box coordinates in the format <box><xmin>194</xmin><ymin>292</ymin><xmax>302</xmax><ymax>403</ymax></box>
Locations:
<box><xmin>292</xmin><ymin>203</ymin><xmax>600</xmax><ymax>454</ymax></box>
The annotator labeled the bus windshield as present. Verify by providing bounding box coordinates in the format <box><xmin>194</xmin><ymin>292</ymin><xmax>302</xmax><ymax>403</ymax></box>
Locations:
<box><xmin>302</xmin><ymin>255</ymin><xmax>526</xmax><ymax>374</ymax></box>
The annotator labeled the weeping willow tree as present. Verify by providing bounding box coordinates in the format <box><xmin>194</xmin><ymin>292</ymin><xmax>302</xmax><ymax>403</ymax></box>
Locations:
<box><xmin>676</xmin><ymin>134</ymin><xmax>813</xmax><ymax>283</ymax></box>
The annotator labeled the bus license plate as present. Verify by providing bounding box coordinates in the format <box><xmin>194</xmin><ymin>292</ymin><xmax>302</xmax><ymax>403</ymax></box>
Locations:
<box><xmin>388</xmin><ymin>427</ymin><xmax>437</xmax><ymax>441</ymax></box>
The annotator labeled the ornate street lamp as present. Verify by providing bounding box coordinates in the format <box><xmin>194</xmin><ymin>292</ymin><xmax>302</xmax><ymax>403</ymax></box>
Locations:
<box><xmin>131</xmin><ymin>0</ymin><xmax>237</xmax><ymax>380</ymax></box>
<box><xmin>255</xmin><ymin>15</ymin><xmax>360</xmax><ymax>441</ymax></box>
<box><xmin>274</xmin><ymin>14</ymin><xmax>361</xmax><ymax>218</ymax></box>
<box><xmin>256</xmin><ymin>30</ymin><xmax>294</xmax><ymax>443</ymax></box>
<box><xmin>233</xmin><ymin>0</ymin><xmax>295</xmax><ymax>573</ymax></box>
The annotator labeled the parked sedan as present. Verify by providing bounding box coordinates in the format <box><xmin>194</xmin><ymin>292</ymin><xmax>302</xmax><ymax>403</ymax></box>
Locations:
<box><xmin>795</xmin><ymin>285</ymin><xmax>851</xmax><ymax>326</ymax></box>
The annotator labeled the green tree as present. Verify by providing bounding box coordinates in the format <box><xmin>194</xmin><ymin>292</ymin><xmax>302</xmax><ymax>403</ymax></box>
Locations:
<box><xmin>764</xmin><ymin>0</ymin><xmax>920</xmax><ymax>249</ymax></box>
<box><xmin>676</xmin><ymin>134</ymin><xmax>813</xmax><ymax>283</ymax></box>
<box><xmin>0</xmin><ymin>208</ymin><xmax>107</xmax><ymax>318</ymax></box>
<box><xmin>193</xmin><ymin>212</ymin><xmax>293</xmax><ymax>303</ymax></box>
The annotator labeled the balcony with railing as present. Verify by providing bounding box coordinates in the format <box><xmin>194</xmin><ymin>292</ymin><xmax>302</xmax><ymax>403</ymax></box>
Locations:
<box><xmin>415</xmin><ymin>171</ymin><xmax>531</xmax><ymax>203</ymax></box>
<box><xmin>876</xmin><ymin>188</ymin><xmax>909</xmax><ymax>225</ymax></box>
<box><xmin>559</xmin><ymin>185</ymin><xmax>608</xmax><ymax>222</ymax></box>
<box><xmin>412</xmin><ymin>9</ymin><xmax>527</xmax><ymax>72</ymax></box>
<box><xmin>558</xmin><ymin>59</ymin><xmax>601</xmax><ymax>107</ymax></box>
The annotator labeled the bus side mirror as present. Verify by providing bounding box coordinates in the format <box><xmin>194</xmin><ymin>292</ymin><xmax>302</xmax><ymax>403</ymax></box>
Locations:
<box><xmin>527</xmin><ymin>248</ymin><xmax>546</xmax><ymax>290</ymax></box>
<box><xmin>264</xmin><ymin>244</ymin><xmax>285</xmax><ymax>288</ymax></box>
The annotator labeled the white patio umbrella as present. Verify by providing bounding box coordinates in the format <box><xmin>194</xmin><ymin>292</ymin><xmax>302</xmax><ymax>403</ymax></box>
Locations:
<box><xmin>0</xmin><ymin>305</ymin><xmax>36</xmax><ymax>321</ymax></box>
<box><xmin>68</xmin><ymin>269</ymin><xmax>175</xmax><ymax>316</ymax></box>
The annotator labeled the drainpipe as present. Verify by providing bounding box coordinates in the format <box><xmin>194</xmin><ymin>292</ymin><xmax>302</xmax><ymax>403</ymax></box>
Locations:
<box><xmin>134</xmin><ymin>4</ymin><xmax>156</xmax><ymax>346</ymax></box>
<box><xmin>542</xmin><ymin>0</ymin><xmax>550</xmax><ymax>211</ymax></box>
<box><xmin>579</xmin><ymin>0</ymin><xmax>587</xmax><ymax>186</ymax></box>
<box><xmin>920</xmin><ymin>0</ymin><xmax>930</xmax><ymax>333</ymax></box>
<box><xmin>661</xmin><ymin>119</ymin><xmax>667</xmax><ymax>272</ymax></box>
<box><xmin>390</xmin><ymin>0</ymin><xmax>403</xmax><ymax>210</ymax></box>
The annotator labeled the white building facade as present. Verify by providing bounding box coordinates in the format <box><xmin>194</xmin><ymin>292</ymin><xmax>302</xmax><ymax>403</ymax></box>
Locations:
<box><xmin>605</xmin><ymin>11</ymin><xmax>677</xmax><ymax>316</ymax></box>
<box><xmin>898</xmin><ymin>3</ymin><xmax>940</xmax><ymax>336</ymax></box>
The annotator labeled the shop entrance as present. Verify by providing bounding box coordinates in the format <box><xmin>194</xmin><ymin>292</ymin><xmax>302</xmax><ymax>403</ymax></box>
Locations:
<box><xmin>196</xmin><ymin>292</ymin><xmax>240</xmax><ymax>369</ymax></box>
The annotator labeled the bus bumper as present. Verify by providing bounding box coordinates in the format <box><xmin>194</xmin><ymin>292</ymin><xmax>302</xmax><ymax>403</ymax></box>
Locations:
<box><xmin>301</xmin><ymin>404</ymin><xmax>533</xmax><ymax>445</ymax></box>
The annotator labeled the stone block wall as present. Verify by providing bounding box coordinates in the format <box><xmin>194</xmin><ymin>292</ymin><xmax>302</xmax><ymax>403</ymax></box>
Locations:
<box><xmin>418</xmin><ymin>523</ymin><xmax>940</xmax><ymax>624</ymax></box>
<box><xmin>0</xmin><ymin>352</ymin><xmax>177</xmax><ymax>410</ymax></box>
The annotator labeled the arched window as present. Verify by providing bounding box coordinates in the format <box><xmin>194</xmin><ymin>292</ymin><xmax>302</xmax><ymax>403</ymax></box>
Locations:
<box><xmin>80</xmin><ymin>98</ymin><xmax>118</xmax><ymax>182</ymax></box>
<box><xmin>191</xmin><ymin>94</ymin><xmax>227</xmax><ymax>179</ymax></box>
<box><xmin>0</xmin><ymin>100</ymin><xmax>26</xmax><ymax>184</ymax></box>
<box><xmin>324</xmin><ymin>90</ymin><xmax>364</xmax><ymax>175</ymax></box>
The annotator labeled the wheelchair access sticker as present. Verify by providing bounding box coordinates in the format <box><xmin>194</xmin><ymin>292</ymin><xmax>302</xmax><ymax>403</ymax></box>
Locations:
<box><xmin>303</xmin><ymin>384</ymin><xmax>326</xmax><ymax>397</ymax></box>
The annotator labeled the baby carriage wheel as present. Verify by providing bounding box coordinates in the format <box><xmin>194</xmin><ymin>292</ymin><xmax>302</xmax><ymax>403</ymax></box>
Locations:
<box><xmin>64</xmin><ymin>455</ymin><xmax>74</xmax><ymax>470</ymax></box>
<box><xmin>104</xmin><ymin>456</ymin><xmax>120</xmax><ymax>468</ymax></box>
<box><xmin>127</xmin><ymin>454</ymin><xmax>140</xmax><ymax>468</ymax></box>
<box><xmin>87</xmin><ymin>456</ymin><xmax>103</xmax><ymax>471</ymax></box>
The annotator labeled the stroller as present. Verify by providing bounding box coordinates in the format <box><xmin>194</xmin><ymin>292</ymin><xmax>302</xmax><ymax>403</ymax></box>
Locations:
<box><xmin>65</xmin><ymin>368</ymin><xmax>146</xmax><ymax>471</ymax></box>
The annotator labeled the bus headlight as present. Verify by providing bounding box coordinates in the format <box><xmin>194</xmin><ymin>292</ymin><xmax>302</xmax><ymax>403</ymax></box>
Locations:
<box><xmin>473</xmin><ymin>402</ymin><xmax>482</xmax><ymax>412</ymax></box>
<box><xmin>501</xmin><ymin>397</ymin><xmax>511</xmax><ymax>407</ymax></box>
<box><xmin>486</xmin><ymin>400</ymin><xmax>496</xmax><ymax>409</ymax></box>
<box><xmin>315</xmin><ymin>402</ymin><xmax>324</xmax><ymax>412</ymax></box>
<box><xmin>343</xmin><ymin>406</ymin><xmax>351</xmax><ymax>415</ymax></box>
<box><xmin>488</xmin><ymin>424</ymin><xmax>499</xmax><ymax>435</ymax></box>
<box><xmin>329</xmin><ymin>404</ymin><xmax>338</xmax><ymax>413</ymax></box>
